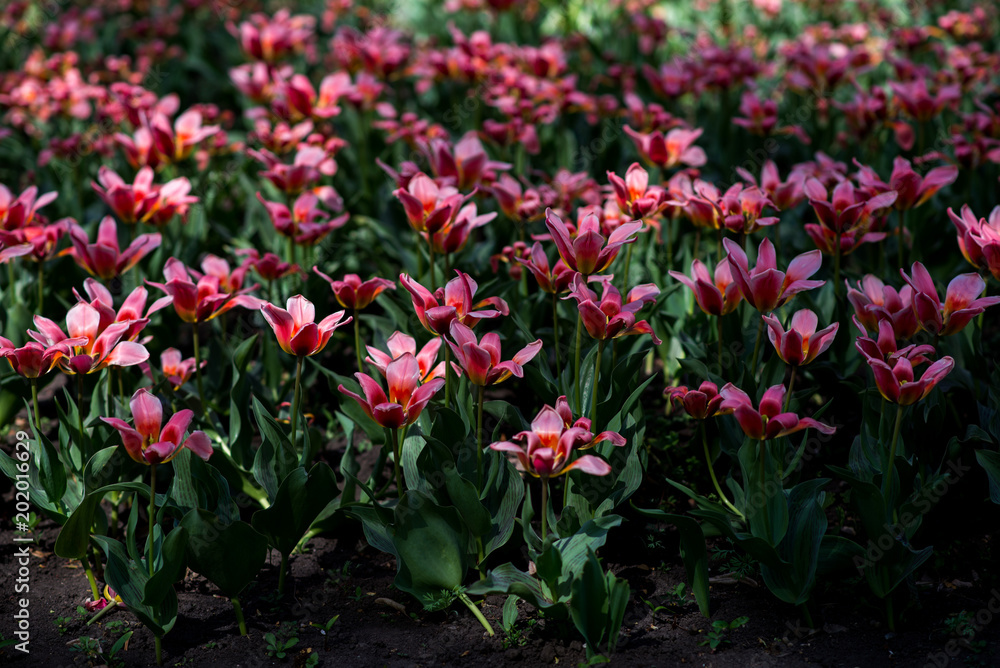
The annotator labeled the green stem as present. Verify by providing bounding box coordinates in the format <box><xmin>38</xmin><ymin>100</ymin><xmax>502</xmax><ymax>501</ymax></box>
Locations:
<box><xmin>621</xmin><ymin>243</ymin><xmax>634</xmax><ymax>294</ymax></box>
<box><xmin>392</xmin><ymin>428</ymin><xmax>404</xmax><ymax>496</ymax></box>
<box><xmin>784</xmin><ymin>367</ymin><xmax>796</xmax><ymax>413</ymax></box>
<box><xmin>716</xmin><ymin>226</ymin><xmax>724</xmax><ymax>266</ymax></box>
<box><xmin>30</xmin><ymin>379</ymin><xmax>41</xmax><ymax>437</ymax></box>
<box><xmin>574</xmin><ymin>312</ymin><xmax>583</xmax><ymax>411</ymax></box>
<box><xmin>82</xmin><ymin>559</ymin><xmax>100</xmax><ymax>601</ymax></box>
<box><xmin>443</xmin><ymin>342</ymin><xmax>451</xmax><ymax>408</ymax></box>
<box><xmin>716</xmin><ymin>316</ymin><xmax>723</xmax><ymax>370</ymax></box>
<box><xmin>750</xmin><ymin>315</ymin><xmax>764</xmax><ymax>372</ymax></box>
<box><xmin>476</xmin><ymin>384</ymin><xmax>485</xmax><ymax>487</ymax></box>
<box><xmin>86</xmin><ymin>600</ymin><xmax>118</xmax><ymax>625</ymax></box>
<box><xmin>540</xmin><ymin>477</ymin><xmax>549</xmax><ymax>541</ymax></box>
<box><xmin>192</xmin><ymin>325</ymin><xmax>206</xmax><ymax>414</ymax></box>
<box><xmin>757</xmin><ymin>440</ymin><xmax>771</xmax><ymax>542</ymax></box>
<box><xmin>428</xmin><ymin>239</ymin><xmax>436</xmax><ymax>291</ymax></box>
<box><xmin>291</xmin><ymin>355</ymin><xmax>303</xmax><ymax>455</ymax></box>
<box><xmin>882</xmin><ymin>404</ymin><xmax>904</xmax><ymax>501</ymax></box>
<box><xmin>231</xmin><ymin>597</ymin><xmax>247</xmax><ymax>636</ymax></box>
<box><xmin>148</xmin><ymin>463</ymin><xmax>157</xmax><ymax>577</ymax></box>
<box><xmin>552</xmin><ymin>292</ymin><xmax>561</xmax><ymax>371</ymax></box>
<box><xmin>7</xmin><ymin>260</ymin><xmax>18</xmax><ymax>307</ymax></box>
<box><xmin>155</xmin><ymin>634</ymin><xmax>163</xmax><ymax>665</ymax></box>
<box><xmin>833</xmin><ymin>232</ymin><xmax>842</xmax><ymax>303</ymax></box>
<box><xmin>897</xmin><ymin>209</ymin><xmax>907</xmax><ymax>269</ymax></box>
<box><xmin>76</xmin><ymin>374</ymin><xmax>86</xmax><ymax>443</ymax></box>
<box><xmin>37</xmin><ymin>260</ymin><xmax>44</xmax><ymax>313</ymax></box>
<box><xmin>590</xmin><ymin>340</ymin><xmax>604</xmax><ymax>431</ymax></box>
<box><xmin>277</xmin><ymin>552</ymin><xmax>288</xmax><ymax>596</ymax></box>
<box><xmin>701</xmin><ymin>422</ymin><xmax>744</xmax><ymax>519</ymax></box>
<box><xmin>458</xmin><ymin>592</ymin><xmax>495</xmax><ymax>637</ymax></box>
<box><xmin>353</xmin><ymin>310</ymin><xmax>363</xmax><ymax>375</ymax></box>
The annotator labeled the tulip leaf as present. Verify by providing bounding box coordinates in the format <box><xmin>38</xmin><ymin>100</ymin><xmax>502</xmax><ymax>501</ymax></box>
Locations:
<box><xmin>228</xmin><ymin>334</ymin><xmax>259</xmax><ymax>470</ymax></box>
<box><xmin>392</xmin><ymin>490</ymin><xmax>470</xmax><ymax>610</ymax></box>
<box><xmin>83</xmin><ymin>446</ymin><xmax>121</xmax><ymax>491</ymax></box>
<box><xmin>55</xmin><ymin>482</ymin><xmax>151</xmax><ymax>559</ymax></box>
<box><xmin>251</xmin><ymin>396</ymin><xmax>298</xmax><ymax>501</ymax></box>
<box><xmin>144</xmin><ymin>525</ymin><xmax>189</xmax><ymax>606</ymax></box>
<box><xmin>24</xmin><ymin>398</ymin><xmax>66</xmax><ymax>503</ymax></box>
<box><xmin>91</xmin><ymin>536</ymin><xmax>177</xmax><ymax>639</ymax></box>
<box><xmin>631</xmin><ymin>504</ymin><xmax>711</xmax><ymax>617</ymax></box>
<box><xmin>481</xmin><ymin>454</ymin><xmax>524</xmax><ymax>558</ymax></box>
<box><xmin>180</xmin><ymin>509</ymin><xmax>268</xmax><ymax>597</ymax></box>
<box><xmin>975</xmin><ymin>450</ymin><xmax>1000</xmax><ymax>504</ymax></box>
<box><xmin>251</xmin><ymin>462</ymin><xmax>338</xmax><ymax>557</ymax></box>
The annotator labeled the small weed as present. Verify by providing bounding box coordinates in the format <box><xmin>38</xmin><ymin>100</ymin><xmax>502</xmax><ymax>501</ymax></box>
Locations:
<box><xmin>699</xmin><ymin>616</ymin><xmax>749</xmax><ymax>651</ymax></box>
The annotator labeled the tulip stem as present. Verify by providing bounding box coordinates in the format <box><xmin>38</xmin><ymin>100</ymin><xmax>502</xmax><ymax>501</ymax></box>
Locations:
<box><xmin>716</xmin><ymin>316</ymin><xmax>724</xmax><ymax>370</ymax></box>
<box><xmin>192</xmin><ymin>326</ymin><xmax>206</xmax><ymax>415</ymax></box>
<box><xmin>7</xmin><ymin>261</ymin><xmax>17</xmax><ymax>307</ymax></box>
<box><xmin>86</xmin><ymin>600</ymin><xmax>118</xmax><ymax>626</ymax></box>
<box><xmin>750</xmin><ymin>316</ymin><xmax>764</xmax><ymax>373</ymax></box>
<box><xmin>552</xmin><ymin>293</ymin><xmax>561</xmax><ymax>371</ymax></box>
<box><xmin>784</xmin><ymin>367</ymin><xmax>796</xmax><ymax>413</ymax></box>
<box><xmin>458</xmin><ymin>591</ymin><xmax>495</xmax><ymax>637</ymax></box>
<box><xmin>428</xmin><ymin>239</ymin><xmax>436</xmax><ymax>291</ymax></box>
<box><xmin>574</xmin><ymin>312</ymin><xmax>583</xmax><ymax>412</ymax></box>
<box><xmin>716</xmin><ymin>227</ymin><xmax>724</xmax><ymax>266</ymax></box>
<box><xmin>37</xmin><ymin>260</ymin><xmax>44</xmax><ymax>313</ymax></box>
<box><xmin>76</xmin><ymin>374</ymin><xmax>86</xmax><ymax>443</ymax></box>
<box><xmin>231</xmin><ymin>597</ymin><xmax>247</xmax><ymax>636</ymax></box>
<box><xmin>148</xmin><ymin>463</ymin><xmax>157</xmax><ymax>577</ymax></box>
<box><xmin>443</xmin><ymin>343</ymin><xmax>451</xmax><ymax>408</ymax></box>
<box><xmin>590</xmin><ymin>340</ymin><xmax>604</xmax><ymax>431</ymax></box>
<box><xmin>353</xmin><ymin>310</ymin><xmax>363</xmax><ymax>375</ymax></box>
<box><xmin>83</xmin><ymin>559</ymin><xmax>100</xmax><ymax>601</ymax></box>
<box><xmin>701</xmin><ymin>422</ymin><xmax>743</xmax><ymax>519</ymax></box>
<box><xmin>392</xmin><ymin>428</ymin><xmax>404</xmax><ymax>496</ymax></box>
<box><xmin>882</xmin><ymin>404</ymin><xmax>904</xmax><ymax>501</ymax></box>
<box><xmin>277</xmin><ymin>553</ymin><xmax>288</xmax><ymax>596</ymax></box>
<box><xmin>540</xmin><ymin>477</ymin><xmax>549</xmax><ymax>541</ymax></box>
<box><xmin>833</xmin><ymin>232</ymin><xmax>842</xmax><ymax>302</ymax></box>
<box><xmin>291</xmin><ymin>355</ymin><xmax>303</xmax><ymax>454</ymax></box>
<box><xmin>476</xmin><ymin>384</ymin><xmax>485</xmax><ymax>487</ymax></box>
<box><xmin>621</xmin><ymin>243</ymin><xmax>634</xmax><ymax>294</ymax></box>
<box><xmin>30</xmin><ymin>379</ymin><xmax>41</xmax><ymax>439</ymax></box>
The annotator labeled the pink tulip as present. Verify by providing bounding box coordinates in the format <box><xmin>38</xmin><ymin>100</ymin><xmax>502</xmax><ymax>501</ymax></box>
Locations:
<box><xmin>446</xmin><ymin>321</ymin><xmax>542</xmax><ymax>387</ymax></box>
<box><xmin>804</xmin><ymin>178</ymin><xmax>898</xmax><ymax>235</ymax></box>
<box><xmin>854</xmin><ymin>319</ymin><xmax>934</xmax><ymax>367</ymax></box>
<box><xmin>73</xmin><ymin>279</ymin><xmax>170</xmax><ymax>343</ymax></box>
<box><xmin>564</xmin><ymin>275</ymin><xmax>661</xmax><ymax>344</ymax></box>
<box><xmin>724</xmin><ymin>237</ymin><xmax>824</xmax><ymax>313</ymax></box>
<box><xmin>148</xmin><ymin>257</ymin><xmax>264</xmax><ymax>324</ymax></box>
<box><xmin>314</xmin><ymin>269</ymin><xmax>395</xmax><ymax>311</ymax></box>
<box><xmin>901</xmin><ymin>262</ymin><xmax>1000</xmax><ymax>336</ymax></box>
<box><xmin>545</xmin><ymin>208</ymin><xmax>643</xmax><ymax>276</ymax></box>
<box><xmin>0</xmin><ymin>338</ymin><xmax>77</xmax><ymax>378</ymax></box>
<box><xmin>102</xmin><ymin>389</ymin><xmax>212</xmax><ymax>465</ymax></box>
<box><xmin>607</xmin><ymin>163</ymin><xmax>668</xmax><ymax>219</ymax></box>
<box><xmin>669</xmin><ymin>258</ymin><xmax>742</xmax><ymax>316</ymax></box>
<box><xmin>949</xmin><ymin>204</ymin><xmax>1000</xmax><ymax>280</ymax></box>
<box><xmin>719</xmin><ymin>383</ymin><xmax>836</xmax><ymax>440</ymax></box>
<box><xmin>260</xmin><ymin>295</ymin><xmax>351</xmax><ymax>357</ymax></box>
<box><xmin>150</xmin><ymin>110</ymin><xmax>219</xmax><ymax>163</ymax></box>
<box><xmin>393</xmin><ymin>172</ymin><xmax>467</xmax><ymax>236</ymax></box>
<box><xmin>0</xmin><ymin>184</ymin><xmax>57</xmax><ymax>231</ymax></box>
<box><xmin>867</xmin><ymin>354</ymin><xmax>954</xmax><ymax>406</ymax></box>
<box><xmin>29</xmin><ymin>302</ymin><xmax>149</xmax><ymax>375</ymax></box>
<box><xmin>365</xmin><ymin>332</ymin><xmax>450</xmax><ymax>383</ymax></box>
<box><xmin>62</xmin><ymin>216</ymin><xmax>160</xmax><ymax>280</ymax></box>
<box><xmin>665</xmin><ymin>381</ymin><xmax>725</xmax><ymax>420</ymax></box>
<box><xmin>763</xmin><ymin>310</ymin><xmax>838</xmax><ymax>366</ymax></box>
<box><xmin>400</xmin><ymin>270</ymin><xmax>508</xmax><ymax>336</ymax></box>
<box><xmin>515</xmin><ymin>242</ymin><xmax>574</xmax><ymax>294</ymax></box>
<box><xmin>338</xmin><ymin>354</ymin><xmax>444</xmax><ymax>429</ymax></box>
<box><xmin>845</xmin><ymin>275</ymin><xmax>919</xmax><ymax>339</ymax></box>
<box><xmin>623</xmin><ymin>125</ymin><xmax>706</xmax><ymax>169</ymax></box>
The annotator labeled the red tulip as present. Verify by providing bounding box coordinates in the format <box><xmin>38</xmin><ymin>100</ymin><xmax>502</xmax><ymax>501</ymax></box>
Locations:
<box><xmin>550</xmin><ymin>395</ymin><xmax>625</xmax><ymax>449</ymax></box>
<box><xmin>623</xmin><ymin>125</ymin><xmax>706</xmax><ymax>169</ymax></box>
<box><xmin>763</xmin><ymin>309</ymin><xmax>838</xmax><ymax>366</ymax></box>
<box><xmin>854</xmin><ymin>318</ymin><xmax>934</xmax><ymax>367</ymax></box>
<box><xmin>150</xmin><ymin>110</ymin><xmax>219</xmax><ymax>163</ymax></box>
<box><xmin>236</xmin><ymin>249</ymin><xmax>301</xmax><ymax>282</ymax></box>
<box><xmin>867</xmin><ymin>355</ymin><xmax>955</xmax><ymax>406</ymax></box>
<box><xmin>427</xmin><ymin>202</ymin><xmax>495</xmax><ymax>255</ymax></box>
<box><xmin>901</xmin><ymin>262</ymin><xmax>1000</xmax><ymax>336</ymax></box>
<box><xmin>489</xmin><ymin>405</ymin><xmax>619</xmax><ymax>479</ymax></box>
<box><xmin>491</xmin><ymin>174</ymin><xmax>543</xmax><ymax>222</ymax></box>
<box><xmin>719</xmin><ymin>383</ymin><xmax>836</xmax><ymax>440</ymax></box>
<box><xmin>365</xmin><ymin>332</ymin><xmax>450</xmax><ymax>383</ymax></box>
<box><xmin>0</xmin><ymin>221</ymin><xmax>68</xmax><ymax>262</ymax></box>
<box><xmin>607</xmin><ymin>163</ymin><xmax>668</xmax><ymax>219</ymax></box>
<box><xmin>232</xmin><ymin>9</ymin><xmax>315</xmax><ymax>63</ymax></box>
<box><xmin>29</xmin><ymin>302</ymin><xmax>148</xmax><ymax>375</ymax></box>
<box><xmin>101</xmin><ymin>388</ymin><xmax>212</xmax><ymax>465</ymax></box>
<box><xmin>724</xmin><ymin>237</ymin><xmax>824</xmax><ymax>313</ymax></box>
<box><xmin>665</xmin><ymin>381</ymin><xmax>725</xmax><ymax>420</ymax></box>
<box><xmin>564</xmin><ymin>275</ymin><xmax>661</xmax><ymax>344</ymax></box>
<box><xmin>426</xmin><ymin>132</ymin><xmax>510</xmax><ymax>190</ymax></box>
<box><xmin>804</xmin><ymin>178</ymin><xmax>898</xmax><ymax>235</ymax></box>
<box><xmin>400</xmin><ymin>270</ymin><xmax>508</xmax><ymax>335</ymax></box>
<box><xmin>669</xmin><ymin>258</ymin><xmax>742</xmax><ymax>316</ymax></box>
<box><xmin>949</xmin><ymin>205</ymin><xmax>1000</xmax><ymax>280</ymax></box>
<box><xmin>0</xmin><ymin>184</ymin><xmax>57</xmax><ymax>231</ymax></box>
<box><xmin>393</xmin><ymin>172</ymin><xmax>467</xmax><ymax>235</ymax></box>
<box><xmin>161</xmin><ymin>348</ymin><xmax>205</xmax><ymax>390</ymax></box>
<box><xmin>338</xmin><ymin>354</ymin><xmax>444</xmax><ymax>429</ymax></box>
<box><xmin>73</xmin><ymin>279</ymin><xmax>170</xmax><ymax>343</ymax></box>
<box><xmin>260</xmin><ymin>295</ymin><xmax>351</xmax><ymax>357</ymax></box>
<box><xmin>446</xmin><ymin>321</ymin><xmax>542</xmax><ymax>386</ymax></box>
<box><xmin>720</xmin><ymin>185</ymin><xmax>780</xmax><ymax>235</ymax></box>
<box><xmin>62</xmin><ymin>216</ymin><xmax>160</xmax><ymax>280</ymax></box>
<box><xmin>735</xmin><ymin>160</ymin><xmax>806</xmax><ymax>211</ymax></box>
<box><xmin>256</xmin><ymin>191</ymin><xmax>348</xmax><ymax>245</ymax></box>
<box><xmin>148</xmin><ymin>257</ymin><xmax>264</xmax><ymax>324</ymax></box>
<box><xmin>845</xmin><ymin>275</ymin><xmax>919</xmax><ymax>339</ymax></box>
<box><xmin>0</xmin><ymin>338</ymin><xmax>77</xmax><ymax>378</ymax></box>
<box><xmin>515</xmin><ymin>242</ymin><xmax>574</xmax><ymax>294</ymax></box>
<box><xmin>889</xmin><ymin>79</ymin><xmax>960</xmax><ymax>122</ymax></box>
<box><xmin>545</xmin><ymin>208</ymin><xmax>643</xmax><ymax>276</ymax></box>
<box><xmin>249</xmin><ymin>145</ymin><xmax>336</xmax><ymax>195</ymax></box>
<box><xmin>886</xmin><ymin>157</ymin><xmax>958</xmax><ymax>210</ymax></box>
<box><xmin>314</xmin><ymin>269</ymin><xmax>395</xmax><ymax>310</ymax></box>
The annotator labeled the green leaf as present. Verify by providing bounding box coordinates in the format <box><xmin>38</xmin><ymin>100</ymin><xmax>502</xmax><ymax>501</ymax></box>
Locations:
<box><xmin>392</xmin><ymin>490</ymin><xmax>469</xmax><ymax>608</ymax></box>
<box><xmin>180</xmin><ymin>510</ymin><xmax>269</xmax><ymax>597</ymax></box>
<box><xmin>54</xmin><ymin>482</ymin><xmax>151</xmax><ymax>559</ymax></box>
<box><xmin>251</xmin><ymin>462</ymin><xmax>338</xmax><ymax>557</ymax></box>
<box><xmin>91</xmin><ymin>536</ymin><xmax>177</xmax><ymax>638</ymax></box>
<box><xmin>228</xmin><ymin>334</ymin><xmax>259</xmax><ymax>470</ymax></box>
<box><xmin>251</xmin><ymin>396</ymin><xmax>298</xmax><ymax>501</ymax></box>
<box><xmin>975</xmin><ymin>450</ymin><xmax>1000</xmax><ymax>504</ymax></box>
<box><xmin>144</xmin><ymin>526</ymin><xmax>189</xmax><ymax>606</ymax></box>
<box><xmin>25</xmin><ymin>398</ymin><xmax>67</xmax><ymax>503</ymax></box>
<box><xmin>632</xmin><ymin>505</ymin><xmax>710</xmax><ymax>616</ymax></box>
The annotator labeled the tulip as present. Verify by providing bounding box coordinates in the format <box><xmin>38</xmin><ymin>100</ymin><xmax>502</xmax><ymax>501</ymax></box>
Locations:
<box><xmin>719</xmin><ymin>383</ymin><xmax>836</xmax><ymax>441</ymax></box>
<box><xmin>854</xmin><ymin>319</ymin><xmax>935</xmax><ymax>367</ymax></box>
<box><xmin>262</xmin><ymin>295</ymin><xmax>351</xmax><ymax>449</ymax></box>
<box><xmin>249</xmin><ymin>145</ymin><xmax>337</xmax><ymax>196</ymax></box>
<box><xmin>160</xmin><ymin>348</ymin><xmax>205</xmax><ymax>391</ymax></box>
<box><xmin>0</xmin><ymin>184</ymin><xmax>56</xmax><ymax>231</ymax></box>
<box><xmin>30</xmin><ymin>302</ymin><xmax>149</xmax><ymax>377</ymax></box>
<box><xmin>256</xmin><ymin>191</ymin><xmax>348</xmax><ymax>265</ymax></box>
<box><xmin>314</xmin><ymin>269</ymin><xmax>396</xmax><ymax>373</ymax></box>
<box><xmin>149</xmin><ymin>110</ymin><xmax>219</xmax><ymax>163</ymax></box>
<box><xmin>845</xmin><ymin>275</ymin><xmax>919</xmax><ymax>339</ymax></box>
<box><xmin>62</xmin><ymin>216</ymin><xmax>161</xmax><ymax>280</ymax></box>
<box><xmin>607</xmin><ymin>163</ymin><xmax>669</xmax><ymax>220</ymax></box>
<box><xmin>365</xmin><ymin>332</ymin><xmax>450</xmax><ymax>383</ymax></box>
<box><xmin>490</xmin><ymin>404</ymin><xmax>619</xmax><ymax>539</ymax></box>
<box><xmin>236</xmin><ymin>249</ymin><xmax>301</xmax><ymax>288</ymax></box>
<box><xmin>669</xmin><ymin>258</ymin><xmax>742</xmax><ymax>316</ymax></box>
<box><xmin>0</xmin><ymin>220</ymin><xmax>69</xmax><ymax>311</ymax></box>
<box><xmin>544</xmin><ymin>208</ymin><xmax>643</xmax><ymax>277</ymax></box>
<box><xmin>949</xmin><ymin>205</ymin><xmax>1000</xmax><ymax>280</ymax></box>
<box><xmin>763</xmin><ymin>309</ymin><xmax>838</xmax><ymax>367</ymax></box>
<box><xmin>491</xmin><ymin>174</ymin><xmax>543</xmax><ymax>223</ymax></box>
<box><xmin>338</xmin><ymin>354</ymin><xmax>445</xmax><ymax>495</ymax></box>
<box><xmin>426</xmin><ymin>202</ymin><xmax>495</xmax><ymax>257</ymax></box>
<box><xmin>401</xmin><ymin>271</ymin><xmax>508</xmax><ymax>336</ymax></box>
<box><xmin>623</xmin><ymin>125</ymin><xmax>706</xmax><ymax>169</ymax></box>
<box><xmin>393</xmin><ymin>172</ymin><xmax>470</xmax><ymax>288</ymax></box>
<box><xmin>515</xmin><ymin>241</ymin><xmax>574</xmax><ymax>368</ymax></box>
<box><xmin>900</xmin><ymin>262</ymin><xmax>1000</xmax><ymax>337</ymax></box>
<box><xmin>549</xmin><ymin>395</ymin><xmax>626</xmax><ymax>450</ymax></box>
<box><xmin>426</xmin><ymin>132</ymin><xmax>510</xmax><ymax>190</ymax></box>
<box><xmin>72</xmin><ymin>280</ymin><xmax>169</xmax><ymax>346</ymax></box>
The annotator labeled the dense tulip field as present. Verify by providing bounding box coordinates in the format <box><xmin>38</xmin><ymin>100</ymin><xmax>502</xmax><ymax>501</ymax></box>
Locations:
<box><xmin>1</xmin><ymin>0</ymin><xmax>1000</xmax><ymax>666</ymax></box>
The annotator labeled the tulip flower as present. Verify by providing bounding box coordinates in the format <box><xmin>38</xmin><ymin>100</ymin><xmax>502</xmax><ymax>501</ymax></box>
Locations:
<box><xmin>62</xmin><ymin>216</ymin><xmax>161</xmax><ymax>280</ymax></box>
<box><xmin>338</xmin><ymin>354</ymin><xmax>445</xmax><ymax>494</ymax></box>
<box><xmin>426</xmin><ymin>202</ymin><xmax>495</xmax><ymax>256</ymax></box>
<box><xmin>949</xmin><ymin>205</ymin><xmax>1000</xmax><ymax>280</ymax></box>
<box><xmin>735</xmin><ymin>160</ymin><xmax>806</xmax><ymax>211</ymax></box>
<box><xmin>426</xmin><ymin>132</ymin><xmax>510</xmax><ymax>190</ymax></box>
<box><xmin>549</xmin><ymin>395</ymin><xmax>626</xmax><ymax>450</ymax></box>
<box><xmin>490</xmin><ymin>404</ymin><xmax>617</xmax><ymax>539</ymax></box>
<box><xmin>73</xmin><ymin>280</ymin><xmax>169</xmax><ymax>344</ymax></box>
<box><xmin>623</xmin><ymin>125</ymin><xmax>706</xmax><ymax>169</ymax></box>
<box><xmin>0</xmin><ymin>338</ymin><xmax>76</xmax><ymax>380</ymax></box>
<box><xmin>401</xmin><ymin>271</ymin><xmax>508</xmax><ymax>336</ymax></box>
<box><xmin>515</xmin><ymin>241</ymin><xmax>574</xmax><ymax>368</ymax></box>
<box><xmin>763</xmin><ymin>309</ymin><xmax>838</xmax><ymax>367</ymax></box>
<box><xmin>365</xmin><ymin>332</ymin><xmax>450</xmax><ymax>383</ymax></box>
<box><xmin>544</xmin><ymin>208</ymin><xmax>643</xmax><ymax>277</ymax></box>
<box><xmin>0</xmin><ymin>184</ymin><xmax>56</xmax><ymax>231</ymax></box>
<box><xmin>719</xmin><ymin>384</ymin><xmax>836</xmax><ymax>441</ymax></box>
<box><xmin>669</xmin><ymin>258</ymin><xmax>742</xmax><ymax>317</ymax></box>
<box><xmin>845</xmin><ymin>275</ymin><xmax>919</xmax><ymax>339</ymax></box>
<box><xmin>249</xmin><ymin>145</ymin><xmax>337</xmax><ymax>195</ymax></box>
<box><xmin>256</xmin><ymin>191</ymin><xmax>348</xmax><ymax>264</ymax></box>
<box><xmin>30</xmin><ymin>302</ymin><xmax>149</xmax><ymax>376</ymax></box>
<box><xmin>262</xmin><ymin>295</ymin><xmax>351</xmax><ymax>448</ymax></box>
<box><xmin>447</xmin><ymin>321</ymin><xmax>543</xmax><ymax>388</ymax></box>
<box><xmin>102</xmin><ymin>389</ymin><xmax>212</xmax><ymax>465</ymax></box>
<box><xmin>900</xmin><ymin>262</ymin><xmax>1000</xmax><ymax>337</ymax></box>
<box><xmin>491</xmin><ymin>174</ymin><xmax>543</xmax><ymax>223</ymax></box>
<box><xmin>854</xmin><ymin>318</ymin><xmax>934</xmax><ymax>367</ymax></box>
<box><xmin>236</xmin><ymin>249</ymin><xmax>301</xmax><ymax>287</ymax></box>
<box><xmin>149</xmin><ymin>110</ymin><xmax>219</xmax><ymax>163</ymax></box>
<box><xmin>314</xmin><ymin>269</ymin><xmax>395</xmax><ymax>311</ymax></box>
<box><xmin>607</xmin><ymin>163</ymin><xmax>669</xmax><ymax>220</ymax></box>
<box><xmin>160</xmin><ymin>348</ymin><xmax>205</xmax><ymax>391</ymax></box>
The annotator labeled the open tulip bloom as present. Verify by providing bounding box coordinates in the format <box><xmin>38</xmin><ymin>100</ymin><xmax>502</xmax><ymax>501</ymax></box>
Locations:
<box><xmin>846</xmin><ymin>275</ymin><xmax>919</xmax><ymax>339</ymax></box>
<box><xmin>669</xmin><ymin>258</ymin><xmax>741</xmax><ymax>367</ymax></box>
<box><xmin>545</xmin><ymin>208</ymin><xmax>643</xmax><ymax>276</ymax></box>
<box><xmin>63</xmin><ymin>216</ymin><xmax>161</xmax><ymax>280</ymax></box>
<box><xmin>719</xmin><ymin>384</ymin><xmax>836</xmax><ymax>441</ymax></box>
<box><xmin>30</xmin><ymin>302</ymin><xmax>149</xmax><ymax>376</ymax></box>
<box><xmin>314</xmin><ymin>269</ymin><xmax>395</xmax><ymax>372</ymax></box>
<box><xmin>950</xmin><ymin>205</ymin><xmax>1000</xmax><ymax>280</ymax></box>
<box><xmin>365</xmin><ymin>331</ymin><xmax>450</xmax><ymax>383</ymax></box>
<box><xmin>901</xmin><ymin>262</ymin><xmax>1000</xmax><ymax>337</ymax></box>
<box><xmin>763</xmin><ymin>309</ymin><xmax>838</xmax><ymax>367</ymax></box>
